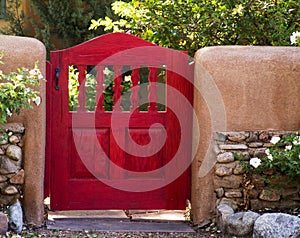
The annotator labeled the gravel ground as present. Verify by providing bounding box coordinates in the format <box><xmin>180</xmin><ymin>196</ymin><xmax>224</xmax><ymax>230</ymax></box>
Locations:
<box><xmin>4</xmin><ymin>207</ymin><xmax>299</xmax><ymax>237</ymax></box>
<box><xmin>4</xmin><ymin>223</ymin><xmax>224</xmax><ymax>238</ymax></box>
<box><xmin>5</xmin><ymin>230</ymin><xmax>224</xmax><ymax>238</ymax></box>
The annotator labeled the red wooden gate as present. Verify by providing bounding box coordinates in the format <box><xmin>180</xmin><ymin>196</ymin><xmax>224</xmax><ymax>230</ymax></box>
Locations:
<box><xmin>46</xmin><ymin>33</ymin><xmax>193</xmax><ymax>210</ymax></box>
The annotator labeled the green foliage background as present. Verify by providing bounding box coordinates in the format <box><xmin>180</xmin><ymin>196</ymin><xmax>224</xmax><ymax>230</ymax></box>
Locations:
<box><xmin>91</xmin><ymin>0</ymin><xmax>300</xmax><ymax>55</ymax></box>
<box><xmin>1</xmin><ymin>0</ymin><xmax>122</xmax><ymax>53</ymax></box>
<box><xmin>28</xmin><ymin>0</ymin><xmax>116</xmax><ymax>51</ymax></box>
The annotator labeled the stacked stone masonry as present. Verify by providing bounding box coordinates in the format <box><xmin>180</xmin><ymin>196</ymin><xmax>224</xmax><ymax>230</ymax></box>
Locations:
<box><xmin>0</xmin><ymin>123</ymin><xmax>25</xmax><ymax>207</ymax></box>
<box><xmin>214</xmin><ymin>131</ymin><xmax>300</xmax><ymax>211</ymax></box>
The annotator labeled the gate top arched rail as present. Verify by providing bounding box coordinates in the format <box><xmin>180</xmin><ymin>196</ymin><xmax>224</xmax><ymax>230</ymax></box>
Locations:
<box><xmin>51</xmin><ymin>32</ymin><xmax>188</xmax><ymax>66</ymax></box>
<box><xmin>51</xmin><ymin>33</ymin><xmax>180</xmax><ymax>65</ymax></box>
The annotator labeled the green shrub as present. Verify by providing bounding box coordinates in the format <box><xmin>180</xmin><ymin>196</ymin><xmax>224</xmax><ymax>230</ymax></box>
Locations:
<box><xmin>90</xmin><ymin>0</ymin><xmax>300</xmax><ymax>55</ymax></box>
<box><xmin>240</xmin><ymin>133</ymin><xmax>300</xmax><ymax>191</ymax></box>
<box><xmin>0</xmin><ymin>51</ymin><xmax>43</xmax><ymax>123</ymax></box>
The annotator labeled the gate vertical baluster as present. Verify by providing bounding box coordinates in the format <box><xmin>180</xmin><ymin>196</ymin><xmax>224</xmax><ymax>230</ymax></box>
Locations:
<box><xmin>113</xmin><ymin>66</ymin><xmax>123</xmax><ymax>111</ymax></box>
<box><xmin>130</xmin><ymin>66</ymin><xmax>140</xmax><ymax>112</ymax></box>
<box><xmin>77</xmin><ymin>65</ymin><xmax>87</xmax><ymax>112</ymax></box>
<box><xmin>148</xmin><ymin>66</ymin><xmax>158</xmax><ymax>112</ymax></box>
<box><xmin>95</xmin><ymin>65</ymin><xmax>105</xmax><ymax>112</ymax></box>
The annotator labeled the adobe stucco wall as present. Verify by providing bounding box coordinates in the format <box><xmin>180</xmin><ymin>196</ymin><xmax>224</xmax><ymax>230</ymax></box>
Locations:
<box><xmin>192</xmin><ymin>46</ymin><xmax>300</xmax><ymax>224</ymax></box>
<box><xmin>0</xmin><ymin>35</ymin><xmax>46</xmax><ymax>225</ymax></box>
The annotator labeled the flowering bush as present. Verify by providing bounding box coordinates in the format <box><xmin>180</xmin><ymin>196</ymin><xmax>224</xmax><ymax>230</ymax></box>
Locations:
<box><xmin>0</xmin><ymin>51</ymin><xmax>43</xmax><ymax>123</ymax></box>
<box><xmin>241</xmin><ymin>133</ymin><xmax>300</xmax><ymax>191</ymax></box>
<box><xmin>290</xmin><ymin>31</ymin><xmax>300</xmax><ymax>46</ymax></box>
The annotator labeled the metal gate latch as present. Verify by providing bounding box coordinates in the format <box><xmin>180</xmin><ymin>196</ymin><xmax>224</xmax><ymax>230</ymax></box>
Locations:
<box><xmin>55</xmin><ymin>67</ymin><xmax>60</xmax><ymax>90</ymax></box>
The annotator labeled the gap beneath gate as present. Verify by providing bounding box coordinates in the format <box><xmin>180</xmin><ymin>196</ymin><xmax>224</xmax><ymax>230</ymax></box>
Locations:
<box><xmin>45</xmin><ymin>197</ymin><xmax>194</xmax><ymax>232</ymax></box>
<box><xmin>46</xmin><ymin>209</ymin><xmax>194</xmax><ymax>233</ymax></box>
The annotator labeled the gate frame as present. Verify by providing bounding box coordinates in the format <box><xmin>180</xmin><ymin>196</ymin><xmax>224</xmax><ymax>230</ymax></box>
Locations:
<box><xmin>45</xmin><ymin>32</ymin><xmax>194</xmax><ymax>211</ymax></box>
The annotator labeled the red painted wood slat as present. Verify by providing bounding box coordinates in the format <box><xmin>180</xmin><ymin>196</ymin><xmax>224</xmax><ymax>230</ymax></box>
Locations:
<box><xmin>77</xmin><ymin>65</ymin><xmax>87</xmax><ymax>112</ymax></box>
<box><xmin>130</xmin><ymin>67</ymin><xmax>140</xmax><ymax>112</ymax></box>
<box><xmin>112</xmin><ymin>66</ymin><xmax>122</xmax><ymax>112</ymax></box>
<box><xmin>44</xmin><ymin>61</ymin><xmax>52</xmax><ymax>198</ymax></box>
<box><xmin>95</xmin><ymin>65</ymin><xmax>105</xmax><ymax>112</ymax></box>
<box><xmin>148</xmin><ymin>67</ymin><xmax>158</xmax><ymax>112</ymax></box>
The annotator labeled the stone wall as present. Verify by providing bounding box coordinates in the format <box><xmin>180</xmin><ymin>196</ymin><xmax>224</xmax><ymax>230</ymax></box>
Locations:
<box><xmin>0</xmin><ymin>123</ymin><xmax>25</xmax><ymax>206</ymax></box>
<box><xmin>192</xmin><ymin>46</ymin><xmax>300</xmax><ymax>224</ymax></box>
<box><xmin>214</xmin><ymin>131</ymin><xmax>300</xmax><ymax>212</ymax></box>
<box><xmin>0</xmin><ymin>35</ymin><xmax>46</xmax><ymax>226</ymax></box>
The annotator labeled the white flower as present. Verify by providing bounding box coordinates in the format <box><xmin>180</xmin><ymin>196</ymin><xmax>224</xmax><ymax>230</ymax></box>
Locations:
<box><xmin>270</xmin><ymin>136</ymin><xmax>280</xmax><ymax>145</ymax></box>
<box><xmin>290</xmin><ymin>31</ymin><xmax>300</xmax><ymax>45</ymax></box>
<box><xmin>292</xmin><ymin>136</ymin><xmax>300</xmax><ymax>145</ymax></box>
<box><xmin>34</xmin><ymin>96</ymin><xmax>41</xmax><ymax>106</ymax></box>
<box><xmin>267</xmin><ymin>154</ymin><xmax>273</xmax><ymax>161</ymax></box>
<box><xmin>285</xmin><ymin>145</ymin><xmax>292</xmax><ymax>151</ymax></box>
<box><xmin>29</xmin><ymin>68</ymin><xmax>43</xmax><ymax>80</ymax></box>
<box><xmin>16</xmin><ymin>74</ymin><xmax>23</xmax><ymax>81</ymax></box>
<box><xmin>124</xmin><ymin>75</ymin><xmax>132</xmax><ymax>82</ymax></box>
<box><xmin>250</xmin><ymin>157</ymin><xmax>261</xmax><ymax>168</ymax></box>
<box><xmin>6</xmin><ymin>108</ymin><xmax>12</xmax><ymax>117</ymax></box>
<box><xmin>265</xmin><ymin>149</ymin><xmax>273</xmax><ymax>161</ymax></box>
<box><xmin>299</xmin><ymin>155</ymin><xmax>300</xmax><ymax>160</ymax></box>
<box><xmin>103</xmin><ymin>67</ymin><xmax>111</xmax><ymax>76</ymax></box>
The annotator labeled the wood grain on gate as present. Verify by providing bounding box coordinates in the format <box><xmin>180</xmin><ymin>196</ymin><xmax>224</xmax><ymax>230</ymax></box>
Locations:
<box><xmin>46</xmin><ymin>33</ymin><xmax>193</xmax><ymax>210</ymax></box>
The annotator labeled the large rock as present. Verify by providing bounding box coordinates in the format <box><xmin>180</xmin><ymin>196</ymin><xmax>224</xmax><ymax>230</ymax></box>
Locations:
<box><xmin>233</xmin><ymin>162</ymin><xmax>245</xmax><ymax>175</ymax></box>
<box><xmin>250</xmin><ymin>199</ymin><xmax>299</xmax><ymax>210</ymax></box>
<box><xmin>8</xmin><ymin>201</ymin><xmax>23</xmax><ymax>234</ymax></box>
<box><xmin>218</xmin><ymin>197</ymin><xmax>239</xmax><ymax>211</ymax></box>
<box><xmin>0</xmin><ymin>212</ymin><xmax>8</xmax><ymax>235</ymax></box>
<box><xmin>0</xmin><ymin>156</ymin><xmax>19</xmax><ymax>175</ymax></box>
<box><xmin>219</xmin><ymin>144</ymin><xmax>248</xmax><ymax>150</ymax></box>
<box><xmin>246</xmin><ymin>132</ymin><xmax>258</xmax><ymax>143</ymax></box>
<box><xmin>227</xmin><ymin>132</ymin><xmax>248</xmax><ymax>142</ymax></box>
<box><xmin>251</xmin><ymin>174</ymin><xmax>265</xmax><ymax>188</ymax></box>
<box><xmin>253</xmin><ymin>213</ymin><xmax>300</xmax><ymax>238</ymax></box>
<box><xmin>281</xmin><ymin>189</ymin><xmax>300</xmax><ymax>201</ymax></box>
<box><xmin>9</xmin><ymin>169</ymin><xmax>24</xmax><ymax>185</ymax></box>
<box><xmin>216</xmin><ymin>204</ymin><xmax>234</xmax><ymax>232</ymax></box>
<box><xmin>215</xmin><ymin>132</ymin><xmax>227</xmax><ymax>142</ymax></box>
<box><xmin>226</xmin><ymin>211</ymin><xmax>260</xmax><ymax>237</ymax></box>
<box><xmin>8</xmin><ymin>135</ymin><xmax>20</xmax><ymax>145</ymax></box>
<box><xmin>0</xmin><ymin>123</ymin><xmax>25</xmax><ymax>134</ymax></box>
<box><xmin>215</xmin><ymin>175</ymin><xmax>243</xmax><ymax>189</ymax></box>
<box><xmin>215</xmin><ymin>188</ymin><xmax>224</xmax><ymax>198</ymax></box>
<box><xmin>216</xmin><ymin>152</ymin><xmax>235</xmax><ymax>163</ymax></box>
<box><xmin>254</xmin><ymin>148</ymin><xmax>267</xmax><ymax>158</ymax></box>
<box><xmin>225</xmin><ymin>189</ymin><xmax>242</xmax><ymax>198</ymax></box>
<box><xmin>259</xmin><ymin>189</ymin><xmax>280</xmax><ymax>202</ymax></box>
<box><xmin>0</xmin><ymin>195</ymin><xmax>17</xmax><ymax>206</ymax></box>
<box><xmin>248</xmin><ymin>142</ymin><xmax>263</xmax><ymax>148</ymax></box>
<box><xmin>2</xmin><ymin>185</ymin><xmax>18</xmax><ymax>195</ymax></box>
<box><xmin>215</xmin><ymin>166</ymin><xmax>232</xmax><ymax>176</ymax></box>
<box><xmin>6</xmin><ymin>145</ymin><xmax>22</xmax><ymax>161</ymax></box>
<box><xmin>0</xmin><ymin>175</ymin><xmax>7</xmax><ymax>183</ymax></box>
<box><xmin>258</xmin><ymin>131</ymin><xmax>269</xmax><ymax>142</ymax></box>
